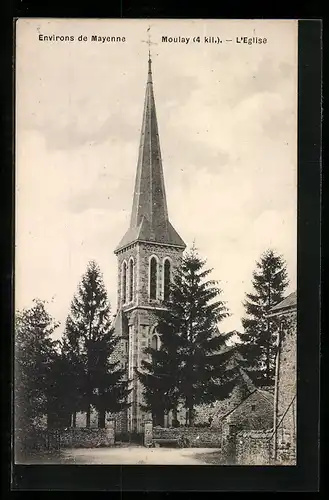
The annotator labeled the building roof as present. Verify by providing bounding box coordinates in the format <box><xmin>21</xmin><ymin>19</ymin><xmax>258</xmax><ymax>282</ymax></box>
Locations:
<box><xmin>269</xmin><ymin>291</ymin><xmax>297</xmax><ymax>313</ymax></box>
<box><xmin>115</xmin><ymin>57</ymin><xmax>186</xmax><ymax>253</ymax></box>
<box><xmin>221</xmin><ymin>387</ymin><xmax>274</xmax><ymax>421</ymax></box>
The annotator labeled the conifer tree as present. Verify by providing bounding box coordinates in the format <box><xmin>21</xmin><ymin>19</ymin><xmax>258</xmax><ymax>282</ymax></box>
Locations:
<box><xmin>15</xmin><ymin>299</ymin><xmax>60</xmax><ymax>452</ymax></box>
<box><xmin>64</xmin><ymin>260</ymin><xmax>130</xmax><ymax>428</ymax></box>
<box><xmin>137</xmin><ymin>324</ymin><xmax>182</xmax><ymax>426</ymax></box>
<box><xmin>139</xmin><ymin>247</ymin><xmax>237</xmax><ymax>427</ymax></box>
<box><xmin>46</xmin><ymin>343</ymin><xmax>85</xmax><ymax>428</ymax></box>
<box><xmin>237</xmin><ymin>249</ymin><xmax>289</xmax><ymax>386</ymax></box>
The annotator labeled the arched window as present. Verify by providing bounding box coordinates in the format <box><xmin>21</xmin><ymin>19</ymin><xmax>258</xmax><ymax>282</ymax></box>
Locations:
<box><xmin>122</xmin><ymin>261</ymin><xmax>127</xmax><ymax>304</ymax></box>
<box><xmin>163</xmin><ymin>259</ymin><xmax>171</xmax><ymax>301</ymax></box>
<box><xmin>129</xmin><ymin>258</ymin><xmax>134</xmax><ymax>302</ymax></box>
<box><xmin>151</xmin><ymin>334</ymin><xmax>160</xmax><ymax>351</ymax></box>
<box><xmin>149</xmin><ymin>256</ymin><xmax>157</xmax><ymax>300</ymax></box>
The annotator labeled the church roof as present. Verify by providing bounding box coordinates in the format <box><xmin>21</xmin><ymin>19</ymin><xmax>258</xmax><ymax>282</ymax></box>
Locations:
<box><xmin>115</xmin><ymin>56</ymin><xmax>186</xmax><ymax>253</ymax></box>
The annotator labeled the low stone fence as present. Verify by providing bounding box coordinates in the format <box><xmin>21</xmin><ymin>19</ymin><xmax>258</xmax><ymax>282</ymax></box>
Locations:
<box><xmin>235</xmin><ymin>429</ymin><xmax>272</xmax><ymax>465</ymax></box>
<box><xmin>59</xmin><ymin>427</ymin><xmax>115</xmax><ymax>448</ymax></box>
<box><xmin>151</xmin><ymin>426</ymin><xmax>222</xmax><ymax>448</ymax></box>
<box><xmin>15</xmin><ymin>428</ymin><xmax>61</xmax><ymax>457</ymax></box>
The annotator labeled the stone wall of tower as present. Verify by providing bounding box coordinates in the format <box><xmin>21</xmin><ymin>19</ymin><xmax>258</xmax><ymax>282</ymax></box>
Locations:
<box><xmin>116</xmin><ymin>241</ymin><xmax>184</xmax><ymax>310</ymax></box>
<box><xmin>114</xmin><ymin>241</ymin><xmax>184</xmax><ymax>433</ymax></box>
<box><xmin>137</xmin><ymin>242</ymin><xmax>184</xmax><ymax>305</ymax></box>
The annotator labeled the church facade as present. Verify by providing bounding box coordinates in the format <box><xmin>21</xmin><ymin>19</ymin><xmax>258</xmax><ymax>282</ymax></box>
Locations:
<box><xmin>113</xmin><ymin>55</ymin><xmax>186</xmax><ymax>434</ymax></box>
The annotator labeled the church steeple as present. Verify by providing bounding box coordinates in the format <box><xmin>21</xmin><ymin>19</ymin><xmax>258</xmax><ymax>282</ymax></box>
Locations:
<box><xmin>113</xmin><ymin>49</ymin><xmax>187</xmax><ymax>434</ymax></box>
<box><xmin>115</xmin><ymin>55</ymin><xmax>186</xmax><ymax>253</ymax></box>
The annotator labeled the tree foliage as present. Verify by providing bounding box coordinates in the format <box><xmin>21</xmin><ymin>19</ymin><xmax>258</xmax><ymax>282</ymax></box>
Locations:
<box><xmin>138</xmin><ymin>246</ymin><xmax>237</xmax><ymax>426</ymax></box>
<box><xmin>14</xmin><ymin>299</ymin><xmax>60</xmax><ymax>452</ymax></box>
<box><xmin>63</xmin><ymin>260</ymin><xmax>130</xmax><ymax>428</ymax></box>
<box><xmin>237</xmin><ymin>248</ymin><xmax>289</xmax><ymax>386</ymax></box>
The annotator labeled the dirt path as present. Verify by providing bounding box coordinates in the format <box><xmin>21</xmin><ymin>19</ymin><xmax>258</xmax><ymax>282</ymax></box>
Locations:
<box><xmin>45</xmin><ymin>446</ymin><xmax>222</xmax><ymax>465</ymax></box>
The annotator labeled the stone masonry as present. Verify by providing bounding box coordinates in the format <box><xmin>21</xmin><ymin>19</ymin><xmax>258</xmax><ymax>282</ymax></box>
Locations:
<box><xmin>221</xmin><ymin>389</ymin><xmax>274</xmax><ymax>431</ymax></box>
<box><xmin>269</xmin><ymin>291</ymin><xmax>297</xmax><ymax>464</ymax></box>
<box><xmin>275</xmin><ymin>311</ymin><xmax>297</xmax><ymax>462</ymax></box>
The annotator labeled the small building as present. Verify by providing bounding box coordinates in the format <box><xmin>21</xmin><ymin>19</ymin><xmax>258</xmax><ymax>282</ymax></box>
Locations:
<box><xmin>268</xmin><ymin>290</ymin><xmax>297</xmax><ymax>464</ymax></box>
<box><xmin>220</xmin><ymin>378</ymin><xmax>274</xmax><ymax>465</ymax></box>
<box><xmin>220</xmin><ymin>385</ymin><xmax>274</xmax><ymax>432</ymax></box>
<box><xmin>207</xmin><ymin>347</ymin><xmax>273</xmax><ymax>429</ymax></box>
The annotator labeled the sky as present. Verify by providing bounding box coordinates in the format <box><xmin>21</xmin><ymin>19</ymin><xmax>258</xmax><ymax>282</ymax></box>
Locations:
<box><xmin>15</xmin><ymin>19</ymin><xmax>298</xmax><ymax>338</ymax></box>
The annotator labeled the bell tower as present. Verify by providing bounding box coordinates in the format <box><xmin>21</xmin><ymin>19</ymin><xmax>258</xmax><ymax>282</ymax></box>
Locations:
<box><xmin>114</xmin><ymin>53</ymin><xmax>186</xmax><ymax>433</ymax></box>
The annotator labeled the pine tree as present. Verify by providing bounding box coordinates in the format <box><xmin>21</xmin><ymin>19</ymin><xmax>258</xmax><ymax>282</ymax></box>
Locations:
<box><xmin>238</xmin><ymin>249</ymin><xmax>289</xmax><ymax>386</ymax></box>
<box><xmin>64</xmin><ymin>260</ymin><xmax>130</xmax><ymax>428</ymax></box>
<box><xmin>46</xmin><ymin>343</ymin><xmax>85</xmax><ymax>428</ymax></box>
<box><xmin>14</xmin><ymin>299</ymin><xmax>60</xmax><ymax>452</ymax></box>
<box><xmin>89</xmin><ymin>327</ymin><xmax>130</xmax><ymax>428</ymax></box>
<box><xmin>137</xmin><ymin>324</ymin><xmax>182</xmax><ymax>426</ymax></box>
<box><xmin>139</xmin><ymin>246</ymin><xmax>237</xmax><ymax>427</ymax></box>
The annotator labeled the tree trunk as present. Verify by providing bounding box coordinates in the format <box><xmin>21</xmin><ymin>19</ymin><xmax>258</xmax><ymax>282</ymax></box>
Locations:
<box><xmin>172</xmin><ymin>407</ymin><xmax>178</xmax><ymax>426</ymax></box>
<box><xmin>266</xmin><ymin>344</ymin><xmax>270</xmax><ymax>385</ymax></box>
<box><xmin>188</xmin><ymin>407</ymin><xmax>194</xmax><ymax>427</ymax></box>
<box><xmin>72</xmin><ymin>412</ymin><xmax>77</xmax><ymax>428</ymax></box>
<box><xmin>86</xmin><ymin>404</ymin><xmax>91</xmax><ymax>428</ymax></box>
<box><xmin>86</xmin><ymin>307</ymin><xmax>95</xmax><ymax>429</ymax></box>
<box><xmin>266</xmin><ymin>320</ymin><xmax>271</xmax><ymax>385</ymax></box>
<box><xmin>267</xmin><ymin>284</ymin><xmax>272</xmax><ymax>385</ymax></box>
<box><xmin>98</xmin><ymin>410</ymin><xmax>106</xmax><ymax>428</ymax></box>
<box><xmin>157</xmin><ymin>410</ymin><xmax>164</xmax><ymax>427</ymax></box>
<box><xmin>47</xmin><ymin>412</ymin><xmax>52</xmax><ymax>430</ymax></box>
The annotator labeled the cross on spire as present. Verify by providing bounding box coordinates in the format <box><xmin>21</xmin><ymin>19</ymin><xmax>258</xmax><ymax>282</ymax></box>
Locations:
<box><xmin>141</xmin><ymin>26</ymin><xmax>157</xmax><ymax>62</ymax></box>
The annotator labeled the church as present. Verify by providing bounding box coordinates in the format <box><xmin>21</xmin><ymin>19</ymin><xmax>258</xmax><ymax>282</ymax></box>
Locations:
<box><xmin>113</xmin><ymin>53</ymin><xmax>186</xmax><ymax>434</ymax></box>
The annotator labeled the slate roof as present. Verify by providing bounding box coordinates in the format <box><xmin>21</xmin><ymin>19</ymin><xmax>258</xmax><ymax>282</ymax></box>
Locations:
<box><xmin>115</xmin><ymin>57</ymin><xmax>186</xmax><ymax>253</ymax></box>
<box><xmin>221</xmin><ymin>387</ymin><xmax>274</xmax><ymax>421</ymax></box>
<box><xmin>270</xmin><ymin>291</ymin><xmax>297</xmax><ymax>313</ymax></box>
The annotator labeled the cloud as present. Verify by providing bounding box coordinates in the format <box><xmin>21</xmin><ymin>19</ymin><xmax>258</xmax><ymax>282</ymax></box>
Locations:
<box><xmin>227</xmin><ymin>57</ymin><xmax>296</xmax><ymax>109</ymax></box>
<box><xmin>15</xmin><ymin>19</ymin><xmax>298</xmax><ymax>336</ymax></box>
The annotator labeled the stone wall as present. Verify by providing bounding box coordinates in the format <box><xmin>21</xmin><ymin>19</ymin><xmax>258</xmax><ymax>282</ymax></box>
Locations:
<box><xmin>15</xmin><ymin>428</ymin><xmax>61</xmax><ymax>458</ymax></box>
<box><xmin>59</xmin><ymin>427</ymin><xmax>115</xmax><ymax>448</ymax></box>
<box><xmin>235</xmin><ymin>429</ymin><xmax>273</xmax><ymax>465</ymax></box>
<box><xmin>152</xmin><ymin>426</ymin><xmax>222</xmax><ymax>448</ymax></box>
<box><xmin>275</xmin><ymin>311</ymin><xmax>297</xmax><ymax>464</ymax></box>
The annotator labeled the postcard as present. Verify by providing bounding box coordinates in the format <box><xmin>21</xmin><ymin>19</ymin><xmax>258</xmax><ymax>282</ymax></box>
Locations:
<box><xmin>14</xmin><ymin>18</ymin><xmax>299</xmax><ymax>468</ymax></box>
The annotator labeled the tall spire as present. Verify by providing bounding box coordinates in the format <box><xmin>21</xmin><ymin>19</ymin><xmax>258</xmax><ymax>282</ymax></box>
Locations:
<box><xmin>115</xmin><ymin>54</ymin><xmax>186</xmax><ymax>253</ymax></box>
<box><xmin>130</xmin><ymin>53</ymin><xmax>168</xmax><ymax>229</ymax></box>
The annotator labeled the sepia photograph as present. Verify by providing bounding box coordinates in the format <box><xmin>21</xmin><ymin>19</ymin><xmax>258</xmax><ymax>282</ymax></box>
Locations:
<box><xmin>14</xmin><ymin>18</ymin><xmax>298</xmax><ymax>466</ymax></box>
